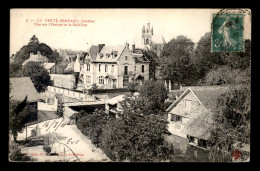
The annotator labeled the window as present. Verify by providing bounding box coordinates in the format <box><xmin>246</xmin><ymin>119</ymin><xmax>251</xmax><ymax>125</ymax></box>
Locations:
<box><xmin>99</xmin><ymin>64</ymin><xmax>101</xmax><ymax>72</ymax></box>
<box><xmin>135</xmin><ymin>66</ymin><xmax>136</xmax><ymax>71</ymax></box>
<box><xmin>176</xmin><ymin>116</ymin><xmax>182</xmax><ymax>122</ymax></box>
<box><xmin>146</xmin><ymin>39</ymin><xmax>149</xmax><ymax>44</ymax></box>
<box><xmin>142</xmin><ymin>65</ymin><xmax>144</xmax><ymax>73</ymax></box>
<box><xmin>98</xmin><ymin>76</ymin><xmax>104</xmax><ymax>84</ymax></box>
<box><xmin>171</xmin><ymin>114</ymin><xmax>182</xmax><ymax>122</ymax></box>
<box><xmin>86</xmin><ymin>76</ymin><xmax>91</xmax><ymax>83</ymax></box>
<box><xmin>100</xmin><ymin>53</ymin><xmax>103</xmax><ymax>58</ymax></box>
<box><xmin>105</xmin><ymin>64</ymin><xmax>108</xmax><ymax>72</ymax></box>
<box><xmin>87</xmin><ymin>64</ymin><xmax>90</xmax><ymax>71</ymax></box>
<box><xmin>125</xmin><ymin>56</ymin><xmax>127</xmax><ymax>60</ymax></box>
<box><xmin>124</xmin><ymin>66</ymin><xmax>128</xmax><ymax>75</ymax></box>
<box><xmin>111</xmin><ymin>65</ymin><xmax>114</xmax><ymax>73</ymax></box>
<box><xmin>123</xmin><ymin>75</ymin><xmax>129</xmax><ymax>86</ymax></box>
<box><xmin>170</xmin><ymin>114</ymin><xmax>176</xmax><ymax>121</ymax></box>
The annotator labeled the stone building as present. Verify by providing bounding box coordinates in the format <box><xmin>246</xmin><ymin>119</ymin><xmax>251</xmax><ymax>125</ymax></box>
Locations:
<box><xmin>78</xmin><ymin>43</ymin><xmax>150</xmax><ymax>89</ymax></box>
<box><xmin>22</xmin><ymin>51</ymin><xmax>49</xmax><ymax>66</ymax></box>
<box><xmin>166</xmin><ymin>86</ymin><xmax>228</xmax><ymax>149</ymax></box>
<box><xmin>141</xmin><ymin>22</ymin><xmax>166</xmax><ymax>56</ymax></box>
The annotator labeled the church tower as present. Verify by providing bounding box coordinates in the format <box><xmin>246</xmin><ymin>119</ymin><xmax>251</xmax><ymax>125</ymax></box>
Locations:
<box><xmin>141</xmin><ymin>21</ymin><xmax>153</xmax><ymax>46</ymax></box>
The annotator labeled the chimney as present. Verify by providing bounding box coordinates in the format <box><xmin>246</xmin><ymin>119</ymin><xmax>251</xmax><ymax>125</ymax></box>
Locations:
<box><xmin>132</xmin><ymin>44</ymin><xmax>135</xmax><ymax>53</ymax></box>
<box><xmin>98</xmin><ymin>44</ymin><xmax>105</xmax><ymax>53</ymax></box>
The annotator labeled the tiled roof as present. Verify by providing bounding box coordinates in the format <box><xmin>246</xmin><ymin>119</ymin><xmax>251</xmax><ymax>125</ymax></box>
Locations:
<box><xmin>88</xmin><ymin>45</ymin><xmax>99</xmax><ymax>60</ymax></box>
<box><xmin>10</xmin><ymin>77</ymin><xmax>40</xmax><ymax>102</ymax></box>
<box><xmin>95</xmin><ymin>45</ymin><xmax>126</xmax><ymax>62</ymax></box>
<box><xmin>167</xmin><ymin>86</ymin><xmax>229</xmax><ymax>112</ymax></box>
<box><xmin>64</xmin><ymin>61</ymin><xmax>74</xmax><ymax>72</ymax></box>
<box><xmin>186</xmin><ymin>86</ymin><xmax>229</xmax><ymax>111</ymax></box>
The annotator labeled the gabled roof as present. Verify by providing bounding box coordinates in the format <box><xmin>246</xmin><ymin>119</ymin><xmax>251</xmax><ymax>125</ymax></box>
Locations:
<box><xmin>10</xmin><ymin>77</ymin><xmax>40</xmax><ymax>102</ymax></box>
<box><xmin>166</xmin><ymin>86</ymin><xmax>229</xmax><ymax>112</ymax></box>
<box><xmin>64</xmin><ymin>61</ymin><xmax>74</xmax><ymax>72</ymax></box>
<box><xmin>95</xmin><ymin>45</ymin><xmax>126</xmax><ymax>62</ymax></box>
<box><xmin>43</xmin><ymin>63</ymin><xmax>55</xmax><ymax>70</ymax></box>
<box><xmin>191</xmin><ymin>87</ymin><xmax>229</xmax><ymax>111</ymax></box>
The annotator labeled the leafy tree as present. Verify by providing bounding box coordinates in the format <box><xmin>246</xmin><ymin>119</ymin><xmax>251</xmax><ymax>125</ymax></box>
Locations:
<box><xmin>76</xmin><ymin>108</ymin><xmax>175</xmax><ymax>162</ymax></box>
<box><xmin>191</xmin><ymin>32</ymin><xmax>251</xmax><ymax>82</ymax></box>
<box><xmin>127</xmin><ymin>82</ymin><xmax>139</xmax><ymax>94</ymax></box>
<box><xmin>10</xmin><ymin>62</ymin><xmax>22</xmax><ymax>78</ymax></box>
<box><xmin>143</xmin><ymin>50</ymin><xmax>159</xmax><ymax>80</ymax></box>
<box><xmin>9</xmin><ymin>97</ymin><xmax>29</xmax><ymax>142</ymax></box>
<box><xmin>15</xmin><ymin>35</ymin><xmax>60</xmax><ymax>65</ymax></box>
<box><xmin>191</xmin><ymin>32</ymin><xmax>226</xmax><ymax>81</ymax></box>
<box><xmin>205</xmin><ymin>66</ymin><xmax>251</xmax><ymax>162</ymax></box>
<box><xmin>160</xmin><ymin>36</ymin><xmax>196</xmax><ymax>85</ymax></box>
<box><xmin>124</xmin><ymin>80</ymin><xmax>168</xmax><ymax>115</ymax></box>
<box><xmin>29</xmin><ymin>35</ymin><xmax>39</xmax><ymax>45</ymax></box>
<box><xmin>17</xmin><ymin>62</ymin><xmax>52</xmax><ymax>93</ymax></box>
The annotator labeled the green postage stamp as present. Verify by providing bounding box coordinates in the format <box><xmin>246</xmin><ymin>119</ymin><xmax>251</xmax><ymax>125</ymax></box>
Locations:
<box><xmin>212</xmin><ymin>13</ymin><xmax>244</xmax><ymax>52</ymax></box>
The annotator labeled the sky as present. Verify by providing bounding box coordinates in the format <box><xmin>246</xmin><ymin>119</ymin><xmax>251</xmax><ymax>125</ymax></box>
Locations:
<box><xmin>10</xmin><ymin>9</ymin><xmax>251</xmax><ymax>55</ymax></box>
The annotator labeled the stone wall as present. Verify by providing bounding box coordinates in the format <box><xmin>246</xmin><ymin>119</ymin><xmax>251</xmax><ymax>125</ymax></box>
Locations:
<box><xmin>50</xmin><ymin>74</ymin><xmax>76</xmax><ymax>89</ymax></box>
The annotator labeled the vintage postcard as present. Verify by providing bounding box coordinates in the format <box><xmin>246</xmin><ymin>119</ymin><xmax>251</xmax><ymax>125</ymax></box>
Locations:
<box><xmin>9</xmin><ymin>8</ymin><xmax>251</xmax><ymax>162</ymax></box>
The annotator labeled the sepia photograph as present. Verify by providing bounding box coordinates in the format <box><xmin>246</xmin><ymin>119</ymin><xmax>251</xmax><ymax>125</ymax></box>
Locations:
<box><xmin>9</xmin><ymin>8</ymin><xmax>251</xmax><ymax>162</ymax></box>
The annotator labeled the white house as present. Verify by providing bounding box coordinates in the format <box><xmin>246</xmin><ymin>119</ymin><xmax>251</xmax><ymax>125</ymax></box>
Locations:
<box><xmin>78</xmin><ymin>43</ymin><xmax>150</xmax><ymax>89</ymax></box>
<box><xmin>166</xmin><ymin>86</ymin><xmax>228</xmax><ymax>149</ymax></box>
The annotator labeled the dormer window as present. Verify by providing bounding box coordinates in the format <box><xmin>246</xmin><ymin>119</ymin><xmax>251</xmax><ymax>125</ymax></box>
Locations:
<box><xmin>100</xmin><ymin>53</ymin><xmax>103</xmax><ymax>58</ymax></box>
<box><xmin>106</xmin><ymin>53</ymin><xmax>110</xmax><ymax>58</ymax></box>
<box><xmin>112</xmin><ymin>51</ymin><xmax>118</xmax><ymax>58</ymax></box>
<box><xmin>125</xmin><ymin>56</ymin><xmax>127</xmax><ymax>60</ymax></box>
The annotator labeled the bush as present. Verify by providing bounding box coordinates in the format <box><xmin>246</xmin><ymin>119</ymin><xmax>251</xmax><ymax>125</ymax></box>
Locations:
<box><xmin>127</xmin><ymin>82</ymin><xmax>139</xmax><ymax>94</ymax></box>
<box><xmin>76</xmin><ymin>109</ymin><xmax>175</xmax><ymax>162</ymax></box>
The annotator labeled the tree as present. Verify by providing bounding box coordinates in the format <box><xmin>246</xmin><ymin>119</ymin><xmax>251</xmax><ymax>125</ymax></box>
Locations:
<box><xmin>76</xmin><ymin>108</ymin><xmax>175</xmax><ymax>162</ymax></box>
<box><xmin>17</xmin><ymin>62</ymin><xmax>52</xmax><ymax>93</ymax></box>
<box><xmin>191</xmin><ymin>32</ymin><xmax>251</xmax><ymax>82</ymax></box>
<box><xmin>205</xmin><ymin>66</ymin><xmax>251</xmax><ymax>162</ymax></box>
<box><xmin>29</xmin><ymin>35</ymin><xmax>40</xmax><ymax>45</ymax></box>
<box><xmin>10</xmin><ymin>62</ymin><xmax>22</xmax><ymax>78</ymax></box>
<box><xmin>160</xmin><ymin>36</ymin><xmax>196</xmax><ymax>85</ymax></box>
<box><xmin>125</xmin><ymin>80</ymin><xmax>168</xmax><ymax>115</ymax></box>
<box><xmin>143</xmin><ymin>50</ymin><xmax>159</xmax><ymax>80</ymax></box>
<box><xmin>15</xmin><ymin>35</ymin><xmax>60</xmax><ymax>65</ymax></box>
<box><xmin>127</xmin><ymin>82</ymin><xmax>139</xmax><ymax>94</ymax></box>
<box><xmin>9</xmin><ymin>97</ymin><xmax>29</xmax><ymax>142</ymax></box>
